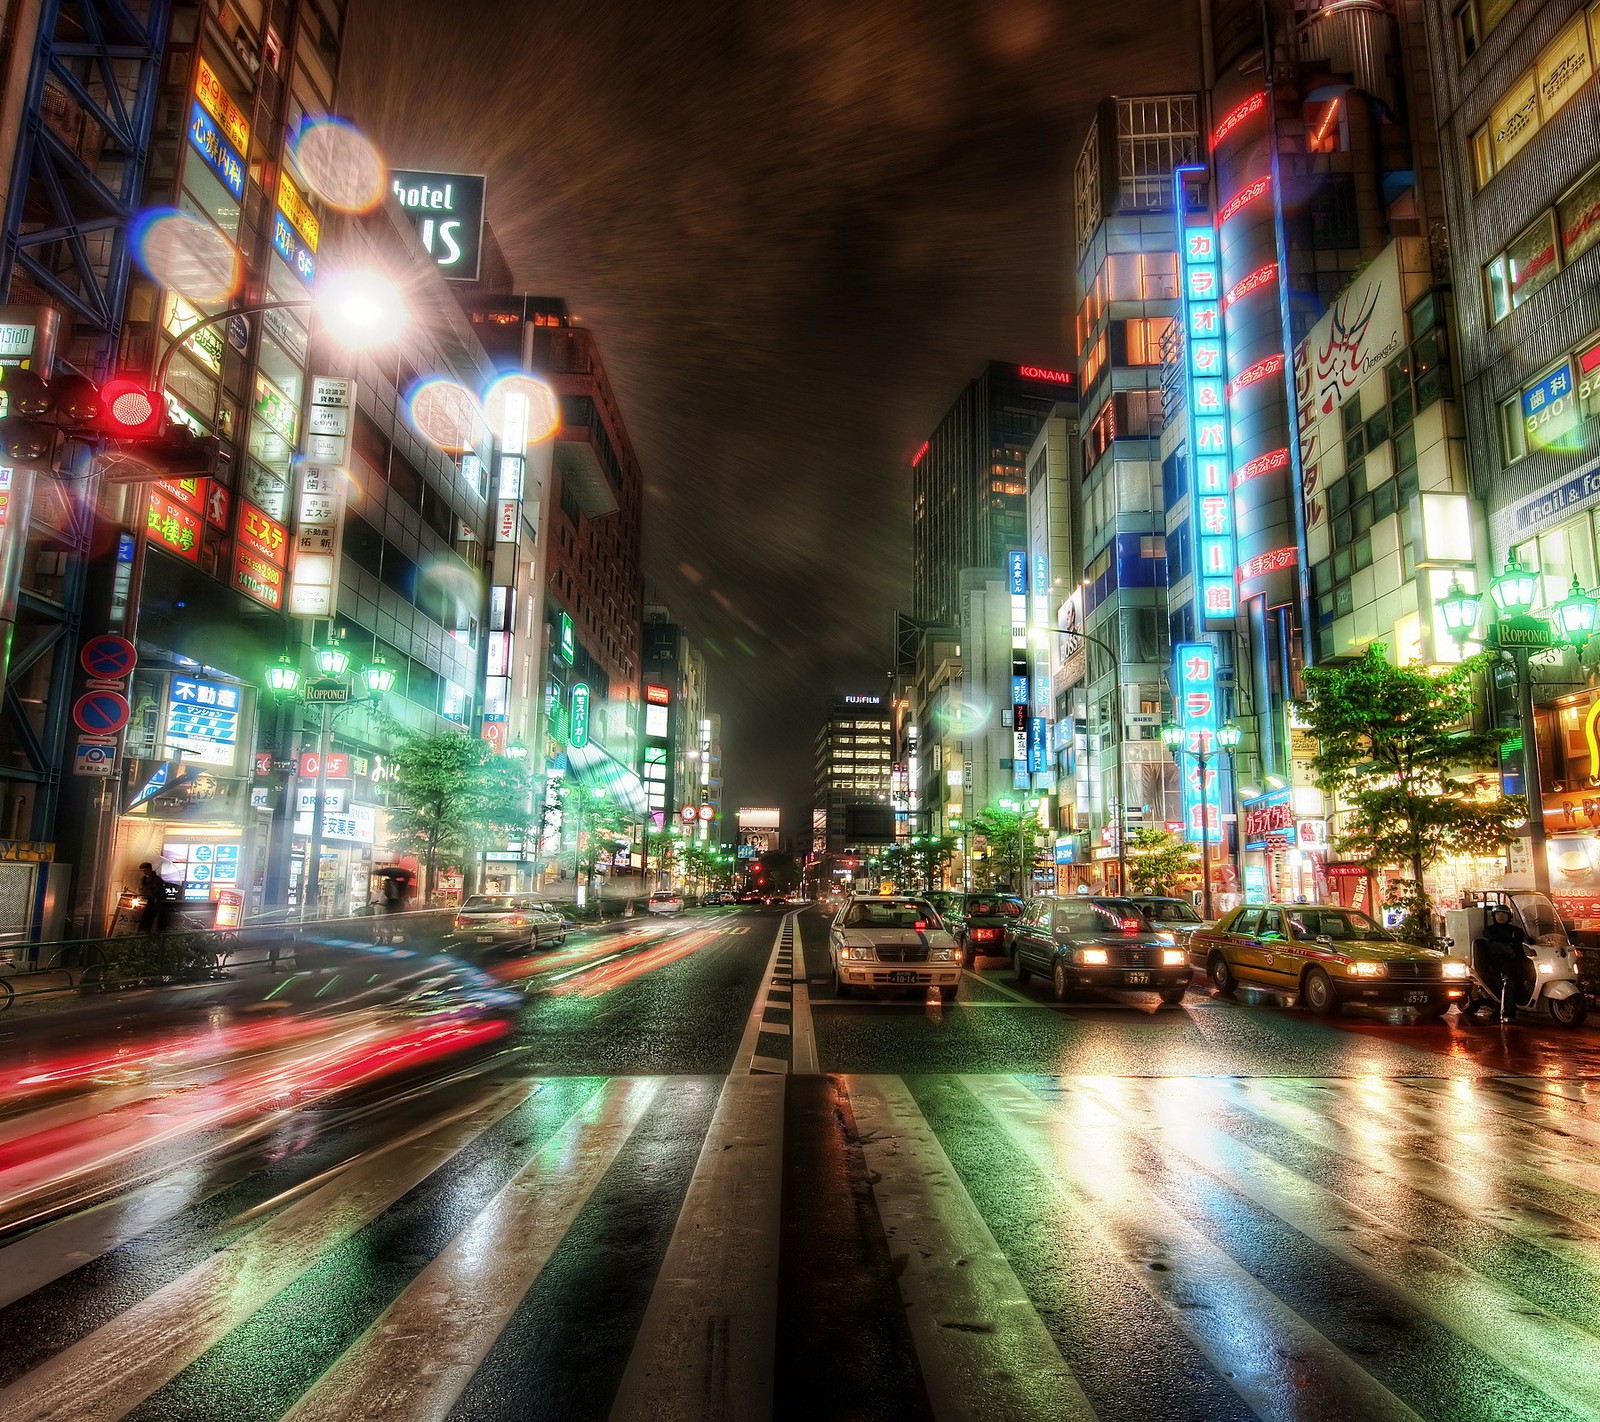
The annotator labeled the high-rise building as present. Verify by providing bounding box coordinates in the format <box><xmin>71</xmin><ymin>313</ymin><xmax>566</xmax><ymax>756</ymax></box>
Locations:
<box><xmin>812</xmin><ymin>693</ymin><xmax>892</xmax><ymax>855</ymax></box>
<box><xmin>1064</xmin><ymin>94</ymin><xmax>1197</xmax><ymax>890</ymax></box>
<box><xmin>1422</xmin><ymin>0</ymin><xmax>1600</xmax><ymax>911</ymax></box>
<box><xmin>911</xmin><ymin>362</ymin><xmax>1075</xmax><ymax>628</ymax></box>
<box><xmin>641</xmin><ymin>606</ymin><xmax>717</xmax><ymax>841</ymax></box>
<box><xmin>1152</xmin><ymin>0</ymin><xmax>1455</xmax><ymax>905</ymax></box>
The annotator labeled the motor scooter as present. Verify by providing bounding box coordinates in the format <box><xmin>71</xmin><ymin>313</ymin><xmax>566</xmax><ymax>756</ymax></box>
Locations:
<box><xmin>1443</xmin><ymin>890</ymin><xmax>1589</xmax><ymax>1028</ymax></box>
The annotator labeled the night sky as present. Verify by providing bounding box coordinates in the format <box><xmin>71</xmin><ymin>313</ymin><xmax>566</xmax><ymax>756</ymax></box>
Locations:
<box><xmin>345</xmin><ymin>0</ymin><xmax>1198</xmax><ymax>837</ymax></box>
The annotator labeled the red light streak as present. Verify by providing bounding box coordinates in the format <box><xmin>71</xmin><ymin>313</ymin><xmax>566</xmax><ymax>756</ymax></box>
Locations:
<box><xmin>1218</xmin><ymin>176</ymin><xmax>1271</xmax><ymax>225</ymax></box>
<box><xmin>1312</xmin><ymin>96</ymin><xmax>1342</xmax><ymax>146</ymax></box>
<box><xmin>911</xmin><ymin>440</ymin><xmax>929</xmax><ymax>467</ymax></box>
<box><xmin>1224</xmin><ymin>263</ymin><xmax>1277</xmax><ymax>309</ymax></box>
<box><xmin>1211</xmin><ymin>92</ymin><xmax>1266</xmax><ymax>150</ymax></box>
<box><xmin>1226</xmin><ymin>355</ymin><xmax>1284</xmax><ymax>401</ymax></box>
<box><xmin>1233</xmin><ymin>447</ymin><xmax>1290</xmax><ymax>485</ymax></box>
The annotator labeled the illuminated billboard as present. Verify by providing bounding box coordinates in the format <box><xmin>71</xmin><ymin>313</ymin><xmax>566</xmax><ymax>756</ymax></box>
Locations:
<box><xmin>390</xmin><ymin>170</ymin><xmax>487</xmax><ymax>281</ymax></box>
<box><xmin>1173</xmin><ymin>641</ymin><xmax>1221</xmax><ymax>844</ymax></box>
<box><xmin>1175</xmin><ymin>166</ymin><xmax>1237</xmax><ymax>623</ymax></box>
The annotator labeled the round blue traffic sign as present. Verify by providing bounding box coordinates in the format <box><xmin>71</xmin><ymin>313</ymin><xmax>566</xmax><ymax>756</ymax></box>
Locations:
<box><xmin>72</xmin><ymin>690</ymin><xmax>130</xmax><ymax>734</ymax></box>
<box><xmin>80</xmin><ymin>634</ymin><xmax>137</xmax><ymax>680</ymax></box>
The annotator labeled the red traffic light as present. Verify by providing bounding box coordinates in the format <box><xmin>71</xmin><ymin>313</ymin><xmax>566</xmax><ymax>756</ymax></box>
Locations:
<box><xmin>98</xmin><ymin>378</ymin><xmax>164</xmax><ymax>438</ymax></box>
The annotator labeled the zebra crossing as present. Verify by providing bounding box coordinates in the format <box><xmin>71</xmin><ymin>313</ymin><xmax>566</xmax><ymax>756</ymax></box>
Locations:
<box><xmin>0</xmin><ymin>1065</ymin><xmax>1597</xmax><ymax>1421</ymax></box>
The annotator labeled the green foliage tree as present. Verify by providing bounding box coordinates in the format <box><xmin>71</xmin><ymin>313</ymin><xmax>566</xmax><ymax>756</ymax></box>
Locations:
<box><xmin>1294</xmin><ymin>643</ymin><xmax>1523</xmax><ymax>945</ymax></box>
<box><xmin>1126</xmin><ymin>826</ymin><xmax>1199</xmax><ymax>896</ymax></box>
<box><xmin>386</xmin><ymin>731</ymin><xmax>538</xmax><ymax>895</ymax></box>
<box><xmin>968</xmin><ymin>804</ymin><xmax>1042</xmax><ymax>893</ymax></box>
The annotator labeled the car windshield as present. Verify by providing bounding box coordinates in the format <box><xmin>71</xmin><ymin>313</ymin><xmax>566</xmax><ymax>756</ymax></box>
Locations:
<box><xmin>1054</xmin><ymin>899</ymin><xmax>1150</xmax><ymax>935</ymax></box>
<box><xmin>1136</xmin><ymin>898</ymin><xmax>1201</xmax><ymax>923</ymax></box>
<box><xmin>1284</xmin><ymin>907</ymin><xmax>1390</xmax><ymax>940</ymax></box>
<box><xmin>844</xmin><ymin>901</ymin><xmax>937</xmax><ymax>928</ymax></box>
<box><xmin>964</xmin><ymin>897</ymin><xmax>1021</xmax><ymax>917</ymax></box>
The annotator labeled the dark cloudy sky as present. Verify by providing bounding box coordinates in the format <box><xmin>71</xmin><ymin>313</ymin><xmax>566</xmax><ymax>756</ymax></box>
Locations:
<box><xmin>345</xmin><ymin>0</ymin><xmax>1198</xmax><ymax>836</ymax></box>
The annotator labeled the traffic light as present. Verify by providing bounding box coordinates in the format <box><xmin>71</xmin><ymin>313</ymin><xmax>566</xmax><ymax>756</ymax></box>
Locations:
<box><xmin>0</xmin><ymin>367</ymin><xmax>187</xmax><ymax>474</ymax></box>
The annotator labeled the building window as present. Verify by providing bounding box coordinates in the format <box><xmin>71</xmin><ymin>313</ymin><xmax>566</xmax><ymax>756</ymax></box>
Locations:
<box><xmin>1486</xmin><ymin>211</ymin><xmax>1560</xmax><ymax>322</ymax></box>
<box><xmin>1558</xmin><ymin>160</ymin><xmax>1600</xmax><ymax>266</ymax></box>
<box><xmin>1470</xmin><ymin>15</ymin><xmax>1596</xmax><ymax>188</ymax></box>
<box><xmin>1500</xmin><ymin>393</ymin><xmax>1528</xmax><ymax>465</ymax></box>
<box><xmin>1455</xmin><ymin>0</ymin><xmax>1520</xmax><ymax>62</ymax></box>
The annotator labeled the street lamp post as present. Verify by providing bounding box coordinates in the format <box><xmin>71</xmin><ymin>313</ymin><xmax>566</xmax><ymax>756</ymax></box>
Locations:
<box><xmin>1161</xmin><ymin>719</ymin><xmax>1241</xmax><ymax>922</ymax></box>
<box><xmin>1438</xmin><ymin>559</ymin><xmax>1599</xmax><ymax>897</ymax></box>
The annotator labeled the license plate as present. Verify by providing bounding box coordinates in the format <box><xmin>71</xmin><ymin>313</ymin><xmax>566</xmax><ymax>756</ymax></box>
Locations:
<box><xmin>476</xmin><ymin>935</ymin><xmax>495</xmax><ymax>944</ymax></box>
<box><xmin>1124</xmin><ymin>971</ymin><xmax>1152</xmax><ymax>986</ymax></box>
<box><xmin>1404</xmin><ymin>990</ymin><xmax>1430</xmax><ymax>1006</ymax></box>
<box><xmin>886</xmin><ymin>971</ymin><xmax>918</xmax><ymax>984</ymax></box>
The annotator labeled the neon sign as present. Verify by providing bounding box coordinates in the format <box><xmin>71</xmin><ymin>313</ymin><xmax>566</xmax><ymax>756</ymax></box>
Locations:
<box><xmin>1227</xmin><ymin>354</ymin><xmax>1284</xmax><ymax>401</ymax></box>
<box><xmin>1176</xmin><ymin>166</ymin><xmax>1237</xmax><ymax>623</ymax></box>
<box><xmin>1234</xmin><ymin>447</ymin><xmax>1290</xmax><ymax>485</ymax></box>
<box><xmin>1218</xmin><ymin>176</ymin><xmax>1271</xmax><ymax>225</ymax></box>
<box><xmin>911</xmin><ymin>440</ymin><xmax>929</xmax><ymax>467</ymax></box>
<box><xmin>1017</xmin><ymin>365</ymin><xmax>1073</xmax><ymax>384</ymax></box>
<box><xmin>1224</xmin><ymin>263</ymin><xmax>1278</xmax><ymax>310</ymax></box>
<box><xmin>569</xmin><ymin>682</ymin><xmax>591</xmax><ymax>749</ymax></box>
<box><xmin>1211</xmin><ymin>91</ymin><xmax>1266</xmax><ymax>151</ymax></box>
<box><xmin>1239</xmin><ymin>546</ymin><xmax>1299</xmax><ymax>581</ymax></box>
<box><xmin>1173</xmin><ymin>642</ymin><xmax>1222</xmax><ymax>844</ymax></box>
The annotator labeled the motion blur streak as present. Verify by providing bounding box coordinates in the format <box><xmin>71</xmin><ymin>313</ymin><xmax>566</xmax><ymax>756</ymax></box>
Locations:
<box><xmin>550</xmin><ymin>925</ymin><xmax>725</xmax><ymax>997</ymax></box>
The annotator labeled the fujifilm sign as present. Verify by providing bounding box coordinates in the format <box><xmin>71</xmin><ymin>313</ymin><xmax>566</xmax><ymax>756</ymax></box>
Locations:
<box><xmin>390</xmin><ymin>169</ymin><xmax>486</xmax><ymax>281</ymax></box>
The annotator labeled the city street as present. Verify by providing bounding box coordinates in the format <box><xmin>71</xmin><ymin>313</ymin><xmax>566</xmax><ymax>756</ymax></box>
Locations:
<box><xmin>0</xmin><ymin>906</ymin><xmax>1597</xmax><ymax>1421</ymax></box>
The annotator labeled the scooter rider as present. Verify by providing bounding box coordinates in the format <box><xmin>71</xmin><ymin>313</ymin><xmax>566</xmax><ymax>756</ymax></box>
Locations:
<box><xmin>1480</xmin><ymin>904</ymin><xmax>1532</xmax><ymax>1021</ymax></box>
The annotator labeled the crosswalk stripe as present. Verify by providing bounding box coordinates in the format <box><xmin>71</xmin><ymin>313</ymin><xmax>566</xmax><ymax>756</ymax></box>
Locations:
<box><xmin>1401</xmin><ymin>1077</ymin><xmax>1600</xmax><ymax>1153</ymax></box>
<box><xmin>847</xmin><ymin>1075</ymin><xmax>1094</xmax><ymax>1422</ymax></box>
<box><xmin>1084</xmin><ymin>1076</ymin><xmax>1600</xmax><ymax>1420</ymax></box>
<box><xmin>0</xmin><ymin>1079</ymin><xmax>534</xmax><ymax>1422</ymax></box>
<box><xmin>1234</xmin><ymin>1078</ymin><xmax>1600</xmax><ymax>1273</ymax></box>
<box><xmin>970</xmin><ymin>1076</ymin><xmax>1425</xmax><ymax>1422</ymax></box>
<box><xmin>608</xmin><ymin>1072</ymin><xmax>784</xmax><ymax>1422</ymax></box>
<box><xmin>280</xmin><ymin>1077</ymin><xmax>660</xmax><ymax>1422</ymax></box>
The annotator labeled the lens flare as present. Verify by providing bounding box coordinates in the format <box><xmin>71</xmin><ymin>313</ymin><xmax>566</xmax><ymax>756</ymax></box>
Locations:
<box><xmin>315</xmin><ymin>268</ymin><xmax>407</xmax><ymax>348</ymax></box>
<box><xmin>293</xmin><ymin>117</ymin><xmax>387</xmax><ymax>212</ymax></box>
<box><xmin>407</xmin><ymin>376</ymin><xmax>489</xmax><ymax>453</ymax></box>
<box><xmin>936</xmin><ymin>699</ymin><xmax>991</xmax><ymax>735</ymax></box>
<box><xmin>483</xmin><ymin>372</ymin><xmax>560</xmax><ymax>448</ymax></box>
<box><xmin>132</xmin><ymin>208</ymin><xmax>241</xmax><ymax>304</ymax></box>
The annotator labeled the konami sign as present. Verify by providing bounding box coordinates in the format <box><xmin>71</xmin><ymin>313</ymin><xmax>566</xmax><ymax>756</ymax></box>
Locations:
<box><xmin>1017</xmin><ymin>365</ymin><xmax>1073</xmax><ymax>385</ymax></box>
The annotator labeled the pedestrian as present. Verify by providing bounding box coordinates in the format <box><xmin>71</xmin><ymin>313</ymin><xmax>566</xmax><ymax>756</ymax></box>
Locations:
<box><xmin>136</xmin><ymin>862</ymin><xmax>167</xmax><ymax>934</ymax></box>
<box><xmin>1479</xmin><ymin>904</ymin><xmax>1530</xmax><ymax>1021</ymax></box>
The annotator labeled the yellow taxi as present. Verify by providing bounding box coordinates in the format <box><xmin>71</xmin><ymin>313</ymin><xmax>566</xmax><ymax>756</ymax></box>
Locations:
<box><xmin>1190</xmin><ymin>903</ymin><xmax>1470</xmax><ymax>1018</ymax></box>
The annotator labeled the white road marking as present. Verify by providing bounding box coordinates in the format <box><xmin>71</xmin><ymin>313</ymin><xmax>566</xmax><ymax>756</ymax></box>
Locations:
<box><xmin>608</xmin><ymin>1073</ymin><xmax>784</xmax><ymax>1422</ymax></box>
<box><xmin>0</xmin><ymin>1080</ymin><xmax>537</xmax><ymax>1422</ymax></box>
<box><xmin>281</xmin><ymin>1078</ymin><xmax>659</xmax><ymax>1422</ymax></box>
<box><xmin>848</xmin><ymin>1075</ymin><xmax>1094</xmax><ymax>1422</ymax></box>
<box><xmin>972</xmin><ymin>1076</ymin><xmax>1424</xmax><ymax>1422</ymax></box>
<box><xmin>789</xmin><ymin>913</ymin><xmax>819</xmax><ymax>1075</ymax></box>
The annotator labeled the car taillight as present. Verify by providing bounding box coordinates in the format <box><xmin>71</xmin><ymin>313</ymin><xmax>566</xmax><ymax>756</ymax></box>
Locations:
<box><xmin>452</xmin><ymin>917</ymin><xmax>466</xmax><ymax>930</ymax></box>
<box><xmin>974</xmin><ymin>927</ymin><xmax>997</xmax><ymax>940</ymax></box>
<box><xmin>914</xmin><ymin>921</ymin><xmax>927</xmax><ymax>932</ymax></box>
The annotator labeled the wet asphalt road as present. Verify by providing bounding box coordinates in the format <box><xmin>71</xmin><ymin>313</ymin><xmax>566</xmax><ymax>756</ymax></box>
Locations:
<box><xmin>0</xmin><ymin>903</ymin><xmax>1598</xmax><ymax>1421</ymax></box>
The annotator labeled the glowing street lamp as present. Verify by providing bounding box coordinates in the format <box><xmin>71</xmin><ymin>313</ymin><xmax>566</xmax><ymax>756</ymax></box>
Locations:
<box><xmin>1489</xmin><ymin>551</ymin><xmax>1538</xmax><ymax>618</ymax></box>
<box><xmin>1160</xmin><ymin>719</ymin><xmax>1240</xmax><ymax>922</ymax></box>
<box><xmin>363</xmin><ymin>653</ymin><xmax>397</xmax><ymax>695</ymax></box>
<box><xmin>1436</xmin><ymin>577</ymin><xmax>1483</xmax><ymax>645</ymax></box>
<box><xmin>315</xmin><ymin>268</ymin><xmax>409</xmax><ymax>349</ymax></box>
<box><xmin>1554</xmin><ymin>577</ymin><xmax>1600</xmax><ymax>646</ymax></box>
<box><xmin>266</xmin><ymin>654</ymin><xmax>301</xmax><ymax>696</ymax></box>
<box><xmin>314</xmin><ymin>644</ymin><xmax>350</xmax><ymax>678</ymax></box>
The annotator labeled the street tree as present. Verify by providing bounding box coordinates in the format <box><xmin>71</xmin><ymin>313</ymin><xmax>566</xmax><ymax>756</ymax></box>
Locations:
<box><xmin>1294</xmin><ymin>643</ymin><xmax>1523</xmax><ymax>945</ymax></box>
<box><xmin>1126</xmin><ymin>826</ymin><xmax>1199</xmax><ymax>896</ymax></box>
<box><xmin>968</xmin><ymin>804</ymin><xmax>1042</xmax><ymax>893</ymax></box>
<box><xmin>385</xmin><ymin>731</ymin><xmax>538</xmax><ymax>896</ymax></box>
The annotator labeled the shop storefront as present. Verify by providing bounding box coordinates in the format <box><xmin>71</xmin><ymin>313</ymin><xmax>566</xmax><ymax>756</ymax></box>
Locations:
<box><xmin>1239</xmin><ymin>789</ymin><xmax>1329</xmax><ymax>904</ymax></box>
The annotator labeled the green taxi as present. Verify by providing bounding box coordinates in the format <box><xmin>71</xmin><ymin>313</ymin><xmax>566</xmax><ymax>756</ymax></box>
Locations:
<box><xmin>1190</xmin><ymin>903</ymin><xmax>1471</xmax><ymax>1018</ymax></box>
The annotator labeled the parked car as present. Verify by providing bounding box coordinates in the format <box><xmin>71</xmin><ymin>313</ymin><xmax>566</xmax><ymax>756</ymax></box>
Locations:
<box><xmin>647</xmin><ymin>891</ymin><xmax>685</xmax><ymax>916</ymax></box>
<box><xmin>1010</xmin><ymin>896</ymin><xmax>1191</xmax><ymax>1006</ymax></box>
<box><xmin>949</xmin><ymin>893</ymin><xmax>1024</xmax><ymax>966</ymax></box>
<box><xmin>1129</xmin><ymin>896</ymin><xmax>1207</xmax><ymax>947</ymax></box>
<box><xmin>829</xmin><ymin>894</ymin><xmax>963</xmax><ymax>1001</ymax></box>
<box><xmin>1191</xmin><ymin>903</ymin><xmax>1471</xmax><ymax>1018</ymax></box>
<box><xmin>735</xmin><ymin>891</ymin><xmax>764</xmax><ymax>905</ymax></box>
<box><xmin>449</xmin><ymin>895</ymin><xmax>568</xmax><ymax>954</ymax></box>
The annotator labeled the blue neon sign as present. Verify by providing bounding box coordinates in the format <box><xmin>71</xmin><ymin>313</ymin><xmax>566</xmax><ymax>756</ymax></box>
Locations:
<box><xmin>188</xmin><ymin>100</ymin><xmax>245</xmax><ymax>201</ymax></box>
<box><xmin>1176</xmin><ymin>166</ymin><xmax>1237</xmax><ymax>623</ymax></box>
<box><xmin>1007</xmin><ymin>550</ymin><xmax>1028</xmax><ymax>597</ymax></box>
<box><xmin>272</xmin><ymin>211</ymin><xmax>317</xmax><ymax>288</ymax></box>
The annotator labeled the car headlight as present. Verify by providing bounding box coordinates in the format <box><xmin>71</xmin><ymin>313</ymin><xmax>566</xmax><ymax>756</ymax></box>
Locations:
<box><xmin>1350</xmin><ymin>961</ymin><xmax>1387</xmax><ymax>978</ymax></box>
<box><xmin>930</xmin><ymin>948</ymin><xmax>957</xmax><ymax>962</ymax></box>
<box><xmin>846</xmin><ymin>945</ymin><xmax>876</xmax><ymax>961</ymax></box>
<box><xmin>1441</xmin><ymin>960</ymin><xmax>1469</xmax><ymax>979</ymax></box>
<box><xmin>1156</xmin><ymin>932</ymin><xmax>1177</xmax><ymax>945</ymax></box>
<box><xmin>1076</xmin><ymin>948</ymin><xmax>1109</xmax><ymax>966</ymax></box>
<box><xmin>1161</xmin><ymin>948</ymin><xmax>1186</xmax><ymax>967</ymax></box>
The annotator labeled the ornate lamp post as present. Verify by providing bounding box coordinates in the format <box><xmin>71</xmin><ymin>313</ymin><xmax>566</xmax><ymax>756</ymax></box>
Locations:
<box><xmin>1436</xmin><ymin>558</ymin><xmax>1600</xmax><ymax>897</ymax></box>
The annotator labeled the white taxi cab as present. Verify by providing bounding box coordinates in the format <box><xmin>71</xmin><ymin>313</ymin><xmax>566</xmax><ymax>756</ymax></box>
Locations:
<box><xmin>829</xmin><ymin>894</ymin><xmax>962</xmax><ymax>1001</ymax></box>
